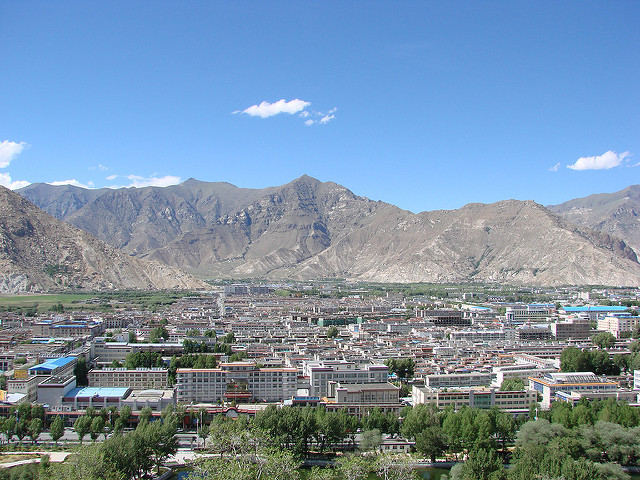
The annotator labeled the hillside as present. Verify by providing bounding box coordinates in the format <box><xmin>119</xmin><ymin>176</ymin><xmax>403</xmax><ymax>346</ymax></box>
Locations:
<box><xmin>0</xmin><ymin>186</ymin><xmax>208</xmax><ymax>293</ymax></box>
<box><xmin>548</xmin><ymin>185</ymin><xmax>640</xmax><ymax>255</ymax></box>
<box><xmin>18</xmin><ymin>177</ymin><xmax>640</xmax><ymax>287</ymax></box>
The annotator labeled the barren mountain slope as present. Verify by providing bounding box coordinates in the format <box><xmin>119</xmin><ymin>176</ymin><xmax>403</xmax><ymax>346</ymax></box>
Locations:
<box><xmin>548</xmin><ymin>185</ymin><xmax>640</xmax><ymax>255</ymax></box>
<box><xmin>0</xmin><ymin>186</ymin><xmax>208</xmax><ymax>293</ymax></box>
<box><xmin>16</xmin><ymin>177</ymin><xmax>640</xmax><ymax>286</ymax></box>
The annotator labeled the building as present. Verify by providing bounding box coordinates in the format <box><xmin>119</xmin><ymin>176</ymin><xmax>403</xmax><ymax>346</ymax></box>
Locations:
<box><xmin>517</xmin><ymin>327</ymin><xmax>552</xmax><ymax>342</ymax></box>
<box><xmin>505</xmin><ymin>304</ymin><xmax>554</xmax><ymax>324</ymax></box>
<box><xmin>176</xmin><ymin>362</ymin><xmax>297</xmax><ymax>403</ymax></box>
<box><xmin>562</xmin><ymin>306</ymin><xmax>630</xmax><ymax>321</ymax></box>
<box><xmin>303</xmin><ymin>360</ymin><xmax>389</xmax><ymax>397</ymax></box>
<box><xmin>551</xmin><ymin>319</ymin><xmax>591</xmax><ymax>341</ymax></box>
<box><xmin>88</xmin><ymin>367</ymin><xmax>169</xmax><ymax>389</ymax></box>
<box><xmin>424</xmin><ymin>373</ymin><xmax>493</xmax><ymax>389</ymax></box>
<box><xmin>597</xmin><ymin>315</ymin><xmax>640</xmax><ymax>338</ymax></box>
<box><xmin>412</xmin><ymin>385</ymin><xmax>537</xmax><ymax>414</ymax></box>
<box><xmin>37</xmin><ymin>375</ymin><xmax>77</xmax><ymax>408</ymax></box>
<box><xmin>327</xmin><ymin>381</ymin><xmax>400</xmax><ymax>404</ymax></box>
<box><xmin>529</xmin><ymin>372</ymin><xmax>618</xmax><ymax>408</ymax></box>
<box><xmin>62</xmin><ymin>386</ymin><xmax>131</xmax><ymax>409</ymax></box>
<box><xmin>28</xmin><ymin>357</ymin><xmax>77</xmax><ymax>378</ymax></box>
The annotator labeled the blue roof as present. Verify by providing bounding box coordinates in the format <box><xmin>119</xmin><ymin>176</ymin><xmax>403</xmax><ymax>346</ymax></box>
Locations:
<box><xmin>29</xmin><ymin>356</ymin><xmax>76</xmax><ymax>372</ymax></box>
<box><xmin>563</xmin><ymin>306</ymin><xmax>629</xmax><ymax>312</ymax></box>
<box><xmin>65</xmin><ymin>387</ymin><xmax>130</xmax><ymax>398</ymax></box>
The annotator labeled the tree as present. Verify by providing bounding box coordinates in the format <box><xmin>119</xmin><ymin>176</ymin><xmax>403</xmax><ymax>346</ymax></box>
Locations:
<box><xmin>49</xmin><ymin>416</ymin><xmax>64</xmax><ymax>445</ymax></box>
<box><xmin>90</xmin><ymin>416</ymin><xmax>105</xmax><ymax>441</ymax></box>
<box><xmin>138</xmin><ymin>406</ymin><xmax>153</xmax><ymax>425</ymax></box>
<box><xmin>592</xmin><ymin>332</ymin><xmax>617</xmax><ymax>349</ymax></box>
<box><xmin>375</xmin><ymin>453</ymin><xmax>418</xmax><ymax>480</ymax></box>
<box><xmin>74</xmin><ymin>357</ymin><xmax>89</xmax><ymax>386</ymax></box>
<box><xmin>327</xmin><ymin>326</ymin><xmax>339</xmax><ymax>338</ymax></box>
<box><xmin>198</xmin><ymin>423</ymin><xmax>210</xmax><ymax>447</ymax></box>
<box><xmin>335</xmin><ymin>454</ymin><xmax>372</xmax><ymax>480</ymax></box>
<box><xmin>74</xmin><ymin>416</ymin><xmax>92</xmax><ymax>444</ymax></box>
<box><xmin>149</xmin><ymin>326</ymin><xmax>169</xmax><ymax>343</ymax></box>
<box><xmin>415</xmin><ymin>425</ymin><xmax>448</xmax><ymax>462</ymax></box>
<box><xmin>499</xmin><ymin>377</ymin><xmax>525</xmax><ymax>391</ymax></box>
<box><xmin>1</xmin><ymin>416</ymin><xmax>16</xmax><ymax>444</ymax></box>
<box><xmin>128</xmin><ymin>331</ymin><xmax>137</xmax><ymax>343</ymax></box>
<box><xmin>28</xmin><ymin>418</ymin><xmax>43</xmax><ymax>444</ymax></box>
<box><xmin>359</xmin><ymin>429</ymin><xmax>382</xmax><ymax>452</ymax></box>
<box><xmin>457</xmin><ymin>446</ymin><xmax>505</xmax><ymax>480</ymax></box>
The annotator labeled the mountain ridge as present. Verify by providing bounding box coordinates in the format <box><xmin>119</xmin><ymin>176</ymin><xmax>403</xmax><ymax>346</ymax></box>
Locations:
<box><xmin>0</xmin><ymin>186</ymin><xmax>209</xmax><ymax>293</ymax></box>
<box><xmin>17</xmin><ymin>177</ymin><xmax>640</xmax><ymax>287</ymax></box>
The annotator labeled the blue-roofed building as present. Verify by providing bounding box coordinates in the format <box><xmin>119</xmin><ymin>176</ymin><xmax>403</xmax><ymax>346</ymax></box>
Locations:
<box><xmin>62</xmin><ymin>386</ymin><xmax>131</xmax><ymax>409</ymax></box>
<box><xmin>562</xmin><ymin>306</ymin><xmax>630</xmax><ymax>321</ymax></box>
<box><xmin>28</xmin><ymin>356</ymin><xmax>77</xmax><ymax>377</ymax></box>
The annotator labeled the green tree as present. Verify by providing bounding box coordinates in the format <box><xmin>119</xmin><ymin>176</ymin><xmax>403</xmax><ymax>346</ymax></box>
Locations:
<box><xmin>499</xmin><ymin>377</ymin><xmax>525</xmax><ymax>391</ymax></box>
<box><xmin>90</xmin><ymin>416</ymin><xmax>105</xmax><ymax>441</ymax></box>
<box><xmin>335</xmin><ymin>454</ymin><xmax>372</xmax><ymax>480</ymax></box>
<box><xmin>592</xmin><ymin>331</ymin><xmax>617</xmax><ymax>349</ymax></box>
<box><xmin>359</xmin><ymin>428</ymin><xmax>382</xmax><ymax>452</ymax></box>
<box><xmin>28</xmin><ymin>418</ymin><xmax>43</xmax><ymax>444</ymax></box>
<box><xmin>74</xmin><ymin>416</ymin><xmax>92</xmax><ymax>444</ymax></box>
<box><xmin>74</xmin><ymin>357</ymin><xmax>89</xmax><ymax>386</ymax></box>
<box><xmin>326</xmin><ymin>326</ymin><xmax>339</xmax><ymax>338</ymax></box>
<box><xmin>148</xmin><ymin>326</ymin><xmax>169</xmax><ymax>343</ymax></box>
<box><xmin>49</xmin><ymin>416</ymin><xmax>64</xmax><ymax>445</ymax></box>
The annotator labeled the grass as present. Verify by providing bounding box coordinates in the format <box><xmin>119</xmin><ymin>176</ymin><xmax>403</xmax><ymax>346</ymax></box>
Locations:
<box><xmin>0</xmin><ymin>454</ymin><xmax>39</xmax><ymax>464</ymax></box>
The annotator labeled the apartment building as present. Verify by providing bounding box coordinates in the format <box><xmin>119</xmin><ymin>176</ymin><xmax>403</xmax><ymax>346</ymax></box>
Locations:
<box><xmin>88</xmin><ymin>367</ymin><xmax>169</xmax><ymax>389</ymax></box>
<box><xmin>327</xmin><ymin>381</ymin><xmax>400</xmax><ymax>404</ymax></box>
<box><xmin>597</xmin><ymin>315</ymin><xmax>640</xmax><ymax>338</ymax></box>
<box><xmin>303</xmin><ymin>360</ymin><xmax>389</xmax><ymax>397</ymax></box>
<box><xmin>176</xmin><ymin>362</ymin><xmax>297</xmax><ymax>403</ymax></box>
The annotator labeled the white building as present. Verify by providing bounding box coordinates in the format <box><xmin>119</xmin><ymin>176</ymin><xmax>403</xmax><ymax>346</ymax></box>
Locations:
<box><xmin>176</xmin><ymin>362</ymin><xmax>297</xmax><ymax>403</ymax></box>
<box><xmin>302</xmin><ymin>360</ymin><xmax>389</xmax><ymax>397</ymax></box>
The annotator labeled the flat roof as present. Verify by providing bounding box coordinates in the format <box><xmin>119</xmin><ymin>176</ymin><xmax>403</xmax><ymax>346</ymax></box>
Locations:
<box><xmin>65</xmin><ymin>387</ymin><xmax>130</xmax><ymax>398</ymax></box>
<box><xmin>29</xmin><ymin>356</ymin><xmax>76</xmax><ymax>372</ymax></box>
<box><xmin>563</xmin><ymin>306</ymin><xmax>629</xmax><ymax>312</ymax></box>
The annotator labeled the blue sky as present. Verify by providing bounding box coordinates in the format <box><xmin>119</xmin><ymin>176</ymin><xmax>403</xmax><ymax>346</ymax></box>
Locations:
<box><xmin>1</xmin><ymin>1</ymin><xmax>638</xmax><ymax>212</ymax></box>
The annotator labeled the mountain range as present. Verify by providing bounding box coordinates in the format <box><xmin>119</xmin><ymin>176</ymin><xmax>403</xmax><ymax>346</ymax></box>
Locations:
<box><xmin>0</xmin><ymin>186</ymin><xmax>208</xmax><ymax>293</ymax></box>
<box><xmin>15</xmin><ymin>176</ymin><xmax>640</xmax><ymax>288</ymax></box>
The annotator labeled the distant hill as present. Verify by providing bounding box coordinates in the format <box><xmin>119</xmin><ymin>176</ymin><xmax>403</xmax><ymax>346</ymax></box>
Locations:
<box><xmin>17</xmin><ymin>176</ymin><xmax>640</xmax><ymax>286</ymax></box>
<box><xmin>548</xmin><ymin>185</ymin><xmax>640</xmax><ymax>256</ymax></box>
<box><xmin>0</xmin><ymin>186</ymin><xmax>208</xmax><ymax>293</ymax></box>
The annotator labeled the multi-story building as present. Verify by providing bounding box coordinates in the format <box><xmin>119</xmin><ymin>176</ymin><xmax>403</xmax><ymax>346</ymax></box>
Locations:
<box><xmin>529</xmin><ymin>372</ymin><xmax>618</xmax><ymax>408</ymax></box>
<box><xmin>597</xmin><ymin>315</ymin><xmax>640</xmax><ymax>338</ymax></box>
<box><xmin>32</xmin><ymin>318</ymin><xmax>105</xmax><ymax>338</ymax></box>
<box><xmin>424</xmin><ymin>373</ymin><xmax>493</xmax><ymax>389</ymax></box>
<box><xmin>551</xmin><ymin>319</ymin><xmax>591</xmax><ymax>341</ymax></box>
<box><xmin>88</xmin><ymin>367</ymin><xmax>169</xmax><ymax>389</ymax></box>
<box><xmin>412</xmin><ymin>385</ymin><xmax>537</xmax><ymax>414</ymax></box>
<box><xmin>303</xmin><ymin>360</ymin><xmax>389</xmax><ymax>397</ymax></box>
<box><xmin>176</xmin><ymin>362</ymin><xmax>297</xmax><ymax>403</ymax></box>
<box><xmin>505</xmin><ymin>304</ymin><xmax>555</xmax><ymax>324</ymax></box>
<box><xmin>449</xmin><ymin>330</ymin><xmax>516</xmax><ymax>343</ymax></box>
<box><xmin>327</xmin><ymin>381</ymin><xmax>400</xmax><ymax>404</ymax></box>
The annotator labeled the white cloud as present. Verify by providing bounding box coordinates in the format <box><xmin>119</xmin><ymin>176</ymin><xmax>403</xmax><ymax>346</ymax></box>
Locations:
<box><xmin>0</xmin><ymin>173</ymin><xmax>30</xmax><ymax>190</ymax></box>
<box><xmin>327</xmin><ymin>107</ymin><xmax>338</xmax><ymax>114</ymax></box>
<box><xmin>49</xmin><ymin>179</ymin><xmax>94</xmax><ymax>189</ymax></box>
<box><xmin>0</xmin><ymin>140</ymin><xmax>28</xmax><ymax>168</ymax></box>
<box><xmin>299</xmin><ymin>111</ymin><xmax>310</xmax><ymax>118</ymax></box>
<box><xmin>122</xmin><ymin>175</ymin><xmax>182</xmax><ymax>188</ymax></box>
<box><xmin>106</xmin><ymin>174</ymin><xmax>118</xmax><ymax>180</ymax></box>
<box><xmin>320</xmin><ymin>114</ymin><xmax>335</xmax><ymax>124</ymax></box>
<box><xmin>548</xmin><ymin>162</ymin><xmax>560</xmax><ymax>172</ymax></box>
<box><xmin>304</xmin><ymin>119</ymin><xmax>316</xmax><ymax>126</ymax></box>
<box><xmin>567</xmin><ymin>150</ymin><xmax>631</xmax><ymax>171</ymax></box>
<box><xmin>237</xmin><ymin>99</ymin><xmax>311</xmax><ymax>118</ymax></box>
